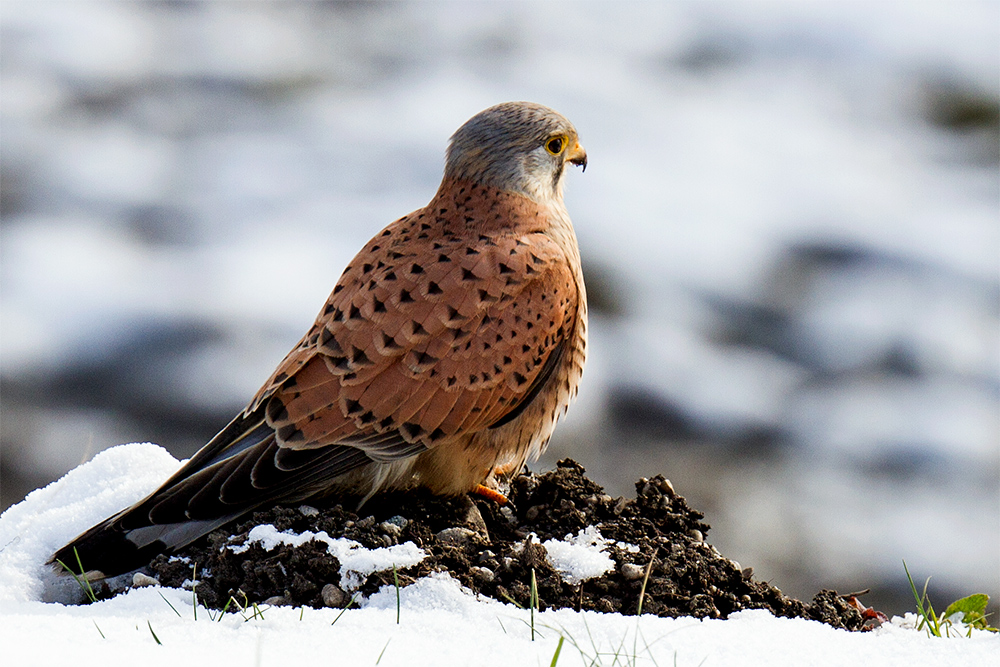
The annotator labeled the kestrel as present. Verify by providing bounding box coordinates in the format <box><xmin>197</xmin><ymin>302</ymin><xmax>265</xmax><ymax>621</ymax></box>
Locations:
<box><xmin>52</xmin><ymin>101</ymin><xmax>588</xmax><ymax>579</ymax></box>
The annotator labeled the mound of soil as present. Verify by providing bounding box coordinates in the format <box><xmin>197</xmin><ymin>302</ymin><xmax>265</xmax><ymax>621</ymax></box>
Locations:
<box><xmin>148</xmin><ymin>460</ymin><xmax>871</xmax><ymax>630</ymax></box>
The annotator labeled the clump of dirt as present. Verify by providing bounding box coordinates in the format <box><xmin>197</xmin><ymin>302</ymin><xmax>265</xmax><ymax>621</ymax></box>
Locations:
<box><xmin>148</xmin><ymin>460</ymin><xmax>869</xmax><ymax>630</ymax></box>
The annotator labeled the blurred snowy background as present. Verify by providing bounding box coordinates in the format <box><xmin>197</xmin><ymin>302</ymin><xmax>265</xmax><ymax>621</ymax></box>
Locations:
<box><xmin>2</xmin><ymin>1</ymin><xmax>997</xmax><ymax>617</ymax></box>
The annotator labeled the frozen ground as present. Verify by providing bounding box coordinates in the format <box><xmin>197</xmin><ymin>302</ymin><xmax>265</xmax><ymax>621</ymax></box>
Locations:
<box><xmin>1</xmin><ymin>444</ymin><xmax>996</xmax><ymax>667</ymax></box>
<box><xmin>1</xmin><ymin>0</ymin><xmax>997</xmax><ymax>614</ymax></box>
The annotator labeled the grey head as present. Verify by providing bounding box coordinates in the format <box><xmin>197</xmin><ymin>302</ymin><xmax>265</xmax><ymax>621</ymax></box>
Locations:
<box><xmin>445</xmin><ymin>101</ymin><xmax>587</xmax><ymax>204</ymax></box>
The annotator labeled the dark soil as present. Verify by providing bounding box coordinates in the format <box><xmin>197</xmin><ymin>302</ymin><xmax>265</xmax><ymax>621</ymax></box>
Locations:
<box><xmin>147</xmin><ymin>459</ymin><xmax>871</xmax><ymax>630</ymax></box>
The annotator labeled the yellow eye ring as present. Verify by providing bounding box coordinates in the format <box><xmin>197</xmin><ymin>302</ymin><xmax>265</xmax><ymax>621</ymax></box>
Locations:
<box><xmin>545</xmin><ymin>135</ymin><xmax>567</xmax><ymax>155</ymax></box>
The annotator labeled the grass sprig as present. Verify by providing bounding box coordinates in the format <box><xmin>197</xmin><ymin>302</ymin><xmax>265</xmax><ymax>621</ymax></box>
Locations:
<box><xmin>331</xmin><ymin>592</ymin><xmax>361</xmax><ymax>626</ymax></box>
<box><xmin>904</xmin><ymin>560</ymin><xmax>997</xmax><ymax>637</ymax></box>
<box><xmin>55</xmin><ymin>547</ymin><xmax>97</xmax><ymax>603</ymax></box>
<box><xmin>147</xmin><ymin>620</ymin><xmax>162</xmax><ymax>645</ymax></box>
<box><xmin>392</xmin><ymin>563</ymin><xmax>401</xmax><ymax>624</ymax></box>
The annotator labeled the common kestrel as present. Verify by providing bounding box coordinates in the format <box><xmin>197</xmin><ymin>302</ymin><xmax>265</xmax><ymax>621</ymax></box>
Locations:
<box><xmin>52</xmin><ymin>101</ymin><xmax>588</xmax><ymax>579</ymax></box>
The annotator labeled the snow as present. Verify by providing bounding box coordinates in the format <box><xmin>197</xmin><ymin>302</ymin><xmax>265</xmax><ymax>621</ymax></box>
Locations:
<box><xmin>1</xmin><ymin>444</ymin><xmax>996</xmax><ymax>666</ymax></box>
<box><xmin>229</xmin><ymin>524</ymin><xmax>426</xmax><ymax>592</ymax></box>
<box><xmin>542</xmin><ymin>526</ymin><xmax>616</xmax><ymax>585</ymax></box>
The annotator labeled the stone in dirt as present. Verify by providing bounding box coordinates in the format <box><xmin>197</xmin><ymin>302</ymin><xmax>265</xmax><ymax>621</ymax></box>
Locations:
<box><xmin>143</xmin><ymin>459</ymin><xmax>867</xmax><ymax>630</ymax></box>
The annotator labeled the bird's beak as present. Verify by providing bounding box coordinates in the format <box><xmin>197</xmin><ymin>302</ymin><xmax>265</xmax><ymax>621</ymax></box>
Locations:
<box><xmin>567</xmin><ymin>141</ymin><xmax>587</xmax><ymax>173</ymax></box>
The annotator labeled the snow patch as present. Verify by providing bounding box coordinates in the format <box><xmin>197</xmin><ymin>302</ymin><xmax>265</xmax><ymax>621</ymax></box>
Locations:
<box><xmin>542</xmin><ymin>526</ymin><xmax>616</xmax><ymax>584</ymax></box>
<box><xmin>0</xmin><ymin>443</ymin><xmax>181</xmax><ymax>604</ymax></box>
<box><xmin>229</xmin><ymin>524</ymin><xmax>426</xmax><ymax>591</ymax></box>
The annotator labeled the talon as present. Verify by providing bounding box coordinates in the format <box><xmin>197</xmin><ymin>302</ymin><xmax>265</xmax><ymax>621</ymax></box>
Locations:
<box><xmin>473</xmin><ymin>484</ymin><xmax>508</xmax><ymax>505</ymax></box>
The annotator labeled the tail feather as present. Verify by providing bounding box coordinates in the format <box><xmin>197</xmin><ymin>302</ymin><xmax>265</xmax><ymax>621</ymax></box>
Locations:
<box><xmin>48</xmin><ymin>408</ymin><xmax>375</xmax><ymax>579</ymax></box>
<box><xmin>49</xmin><ymin>510</ymin><xmax>237</xmax><ymax>580</ymax></box>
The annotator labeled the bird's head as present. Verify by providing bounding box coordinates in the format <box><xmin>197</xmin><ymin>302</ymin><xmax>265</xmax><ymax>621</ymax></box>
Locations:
<box><xmin>445</xmin><ymin>101</ymin><xmax>587</xmax><ymax>205</ymax></box>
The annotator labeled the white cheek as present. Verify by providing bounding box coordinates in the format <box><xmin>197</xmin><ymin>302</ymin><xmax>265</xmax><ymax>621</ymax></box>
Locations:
<box><xmin>521</xmin><ymin>148</ymin><xmax>561</xmax><ymax>201</ymax></box>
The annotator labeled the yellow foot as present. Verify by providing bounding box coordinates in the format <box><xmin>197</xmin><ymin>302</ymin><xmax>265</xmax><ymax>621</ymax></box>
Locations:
<box><xmin>472</xmin><ymin>484</ymin><xmax>508</xmax><ymax>505</ymax></box>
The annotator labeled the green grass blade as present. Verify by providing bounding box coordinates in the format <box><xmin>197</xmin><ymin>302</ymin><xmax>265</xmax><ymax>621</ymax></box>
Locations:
<box><xmin>72</xmin><ymin>547</ymin><xmax>97</xmax><ymax>602</ymax></box>
<box><xmin>55</xmin><ymin>558</ymin><xmax>97</xmax><ymax>604</ymax></box>
<box><xmin>147</xmin><ymin>620</ymin><xmax>162</xmax><ymax>645</ymax></box>
<box><xmin>191</xmin><ymin>562</ymin><xmax>198</xmax><ymax>621</ymax></box>
<box><xmin>393</xmin><ymin>563</ymin><xmax>400</xmax><ymax>625</ymax></box>
<box><xmin>217</xmin><ymin>595</ymin><xmax>234</xmax><ymax>622</ymax></box>
<box><xmin>158</xmin><ymin>591</ymin><xmax>182</xmax><ymax>617</ymax></box>
<box><xmin>903</xmin><ymin>560</ymin><xmax>932</xmax><ymax>635</ymax></box>
<box><xmin>549</xmin><ymin>636</ymin><xmax>565</xmax><ymax>667</ymax></box>
<box><xmin>331</xmin><ymin>592</ymin><xmax>360</xmax><ymax>626</ymax></box>
<box><xmin>376</xmin><ymin>638</ymin><xmax>391</xmax><ymax>664</ymax></box>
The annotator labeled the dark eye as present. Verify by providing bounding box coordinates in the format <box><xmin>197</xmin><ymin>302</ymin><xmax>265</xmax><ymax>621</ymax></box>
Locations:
<box><xmin>545</xmin><ymin>136</ymin><xmax>566</xmax><ymax>155</ymax></box>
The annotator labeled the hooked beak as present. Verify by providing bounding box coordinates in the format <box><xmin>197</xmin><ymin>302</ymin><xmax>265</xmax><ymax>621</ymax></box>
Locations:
<box><xmin>567</xmin><ymin>140</ymin><xmax>588</xmax><ymax>173</ymax></box>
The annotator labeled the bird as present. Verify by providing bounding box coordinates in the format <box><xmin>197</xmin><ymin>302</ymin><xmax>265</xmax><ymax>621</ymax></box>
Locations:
<box><xmin>50</xmin><ymin>101</ymin><xmax>589</xmax><ymax>580</ymax></box>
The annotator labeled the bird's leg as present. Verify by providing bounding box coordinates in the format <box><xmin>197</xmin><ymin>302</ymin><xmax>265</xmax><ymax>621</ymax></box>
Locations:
<box><xmin>472</xmin><ymin>484</ymin><xmax>509</xmax><ymax>505</ymax></box>
<box><xmin>472</xmin><ymin>460</ymin><xmax>525</xmax><ymax>505</ymax></box>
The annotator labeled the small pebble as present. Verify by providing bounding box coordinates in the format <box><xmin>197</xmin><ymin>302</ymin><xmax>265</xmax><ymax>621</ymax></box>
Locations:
<box><xmin>471</xmin><ymin>566</ymin><xmax>495</xmax><ymax>583</ymax></box>
<box><xmin>378</xmin><ymin>521</ymin><xmax>402</xmax><ymax>537</ymax></box>
<box><xmin>298</xmin><ymin>505</ymin><xmax>319</xmax><ymax>516</ymax></box>
<box><xmin>263</xmin><ymin>595</ymin><xmax>291</xmax><ymax>606</ymax></box>
<box><xmin>322</xmin><ymin>583</ymin><xmax>348</xmax><ymax>608</ymax></box>
<box><xmin>688</xmin><ymin>529</ymin><xmax>704</xmax><ymax>543</ymax></box>
<box><xmin>656</xmin><ymin>478</ymin><xmax>675</xmax><ymax>496</ymax></box>
<box><xmin>741</xmin><ymin>567</ymin><xmax>755</xmax><ymax>579</ymax></box>
<box><xmin>620</xmin><ymin>563</ymin><xmax>645</xmax><ymax>581</ymax></box>
<box><xmin>132</xmin><ymin>572</ymin><xmax>159</xmax><ymax>588</ymax></box>
<box><xmin>435</xmin><ymin>527</ymin><xmax>477</xmax><ymax>547</ymax></box>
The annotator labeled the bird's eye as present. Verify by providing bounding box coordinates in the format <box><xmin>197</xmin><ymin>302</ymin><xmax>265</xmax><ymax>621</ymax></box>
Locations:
<box><xmin>545</xmin><ymin>136</ymin><xmax>566</xmax><ymax>155</ymax></box>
